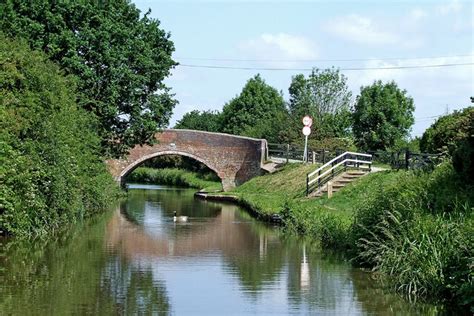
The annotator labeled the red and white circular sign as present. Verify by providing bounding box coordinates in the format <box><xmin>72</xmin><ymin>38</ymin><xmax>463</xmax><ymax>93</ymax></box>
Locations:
<box><xmin>302</xmin><ymin>116</ymin><xmax>313</xmax><ymax>127</ymax></box>
<box><xmin>302</xmin><ymin>126</ymin><xmax>311</xmax><ymax>136</ymax></box>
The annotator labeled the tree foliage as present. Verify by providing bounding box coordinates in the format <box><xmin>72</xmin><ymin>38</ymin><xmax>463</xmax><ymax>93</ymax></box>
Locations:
<box><xmin>0</xmin><ymin>35</ymin><xmax>117</xmax><ymax>236</ymax></box>
<box><xmin>0</xmin><ymin>0</ymin><xmax>177</xmax><ymax>157</ymax></box>
<box><xmin>420</xmin><ymin>107</ymin><xmax>474</xmax><ymax>153</ymax></box>
<box><xmin>174</xmin><ymin>110</ymin><xmax>223</xmax><ymax>132</ymax></box>
<box><xmin>353</xmin><ymin>81</ymin><xmax>415</xmax><ymax>151</ymax></box>
<box><xmin>288</xmin><ymin>68</ymin><xmax>353</xmax><ymax>140</ymax></box>
<box><xmin>220</xmin><ymin>74</ymin><xmax>288</xmax><ymax>142</ymax></box>
<box><xmin>421</xmin><ymin>107</ymin><xmax>474</xmax><ymax>182</ymax></box>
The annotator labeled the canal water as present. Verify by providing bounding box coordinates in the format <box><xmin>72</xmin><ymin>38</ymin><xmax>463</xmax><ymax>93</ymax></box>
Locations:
<box><xmin>1</xmin><ymin>184</ymin><xmax>440</xmax><ymax>315</ymax></box>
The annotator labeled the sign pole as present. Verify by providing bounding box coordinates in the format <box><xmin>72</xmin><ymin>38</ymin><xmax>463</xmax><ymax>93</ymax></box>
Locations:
<box><xmin>301</xmin><ymin>116</ymin><xmax>312</xmax><ymax>164</ymax></box>
<box><xmin>303</xmin><ymin>134</ymin><xmax>308</xmax><ymax>163</ymax></box>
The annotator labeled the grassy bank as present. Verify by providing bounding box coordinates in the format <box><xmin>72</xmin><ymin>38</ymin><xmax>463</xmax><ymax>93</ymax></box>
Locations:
<box><xmin>127</xmin><ymin>167</ymin><xmax>222</xmax><ymax>191</ymax></box>
<box><xmin>222</xmin><ymin>163</ymin><xmax>473</xmax><ymax>310</ymax></box>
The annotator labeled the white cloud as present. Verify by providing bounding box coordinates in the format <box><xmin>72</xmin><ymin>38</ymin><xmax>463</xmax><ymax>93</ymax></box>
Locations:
<box><xmin>324</xmin><ymin>14</ymin><xmax>399</xmax><ymax>45</ymax></box>
<box><xmin>435</xmin><ymin>0</ymin><xmax>463</xmax><ymax>15</ymax></box>
<box><xmin>239</xmin><ymin>33</ymin><xmax>317</xmax><ymax>67</ymax></box>
<box><xmin>408</xmin><ymin>8</ymin><xmax>428</xmax><ymax>21</ymax></box>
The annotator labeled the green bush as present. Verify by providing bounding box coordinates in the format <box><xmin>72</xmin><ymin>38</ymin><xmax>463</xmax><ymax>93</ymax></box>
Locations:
<box><xmin>420</xmin><ymin>107</ymin><xmax>473</xmax><ymax>154</ymax></box>
<box><xmin>0</xmin><ymin>35</ymin><xmax>118</xmax><ymax>237</ymax></box>
<box><xmin>307</xmin><ymin>137</ymin><xmax>357</xmax><ymax>152</ymax></box>
<box><xmin>451</xmin><ymin>111</ymin><xmax>474</xmax><ymax>183</ymax></box>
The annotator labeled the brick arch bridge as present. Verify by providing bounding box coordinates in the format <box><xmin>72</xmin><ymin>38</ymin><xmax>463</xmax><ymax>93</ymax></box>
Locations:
<box><xmin>106</xmin><ymin>129</ymin><xmax>268</xmax><ymax>191</ymax></box>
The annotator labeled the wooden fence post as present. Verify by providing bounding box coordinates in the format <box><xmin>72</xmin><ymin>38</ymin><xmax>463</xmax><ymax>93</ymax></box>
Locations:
<box><xmin>327</xmin><ymin>181</ymin><xmax>333</xmax><ymax>199</ymax></box>
<box><xmin>312</xmin><ymin>151</ymin><xmax>316</xmax><ymax>164</ymax></box>
<box><xmin>286</xmin><ymin>144</ymin><xmax>289</xmax><ymax>163</ymax></box>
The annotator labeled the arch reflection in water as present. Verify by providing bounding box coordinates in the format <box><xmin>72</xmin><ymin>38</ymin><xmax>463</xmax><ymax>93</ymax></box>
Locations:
<box><xmin>102</xmin><ymin>185</ymin><xmax>438</xmax><ymax>315</ymax></box>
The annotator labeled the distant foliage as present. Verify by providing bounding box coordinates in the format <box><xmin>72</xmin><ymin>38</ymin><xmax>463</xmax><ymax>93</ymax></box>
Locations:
<box><xmin>175</xmin><ymin>110</ymin><xmax>223</xmax><ymax>133</ymax></box>
<box><xmin>307</xmin><ymin>137</ymin><xmax>357</xmax><ymax>152</ymax></box>
<box><xmin>127</xmin><ymin>168</ymin><xmax>221</xmax><ymax>191</ymax></box>
<box><xmin>288</xmin><ymin>68</ymin><xmax>353</xmax><ymax>140</ymax></box>
<box><xmin>142</xmin><ymin>155</ymin><xmax>220</xmax><ymax>181</ymax></box>
<box><xmin>220</xmin><ymin>74</ymin><xmax>288</xmax><ymax>142</ymax></box>
<box><xmin>0</xmin><ymin>0</ymin><xmax>177</xmax><ymax>157</ymax></box>
<box><xmin>0</xmin><ymin>36</ymin><xmax>117</xmax><ymax>237</ymax></box>
<box><xmin>353</xmin><ymin>81</ymin><xmax>415</xmax><ymax>151</ymax></box>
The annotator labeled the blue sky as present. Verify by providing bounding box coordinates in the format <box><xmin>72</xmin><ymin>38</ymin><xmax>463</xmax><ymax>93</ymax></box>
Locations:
<box><xmin>134</xmin><ymin>0</ymin><xmax>473</xmax><ymax>137</ymax></box>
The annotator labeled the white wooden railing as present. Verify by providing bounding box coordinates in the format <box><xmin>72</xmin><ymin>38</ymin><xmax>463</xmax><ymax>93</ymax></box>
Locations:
<box><xmin>306</xmin><ymin>151</ymin><xmax>372</xmax><ymax>196</ymax></box>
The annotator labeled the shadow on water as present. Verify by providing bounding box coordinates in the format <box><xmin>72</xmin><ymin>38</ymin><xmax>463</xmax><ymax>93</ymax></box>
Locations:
<box><xmin>0</xmin><ymin>184</ymin><xmax>443</xmax><ymax>315</ymax></box>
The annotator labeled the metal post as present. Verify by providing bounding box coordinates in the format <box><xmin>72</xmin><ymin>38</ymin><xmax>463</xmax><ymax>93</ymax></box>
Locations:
<box><xmin>322</xmin><ymin>150</ymin><xmax>326</xmax><ymax>164</ymax></box>
<box><xmin>303</xmin><ymin>135</ymin><xmax>308</xmax><ymax>163</ymax></box>
<box><xmin>318</xmin><ymin>170</ymin><xmax>321</xmax><ymax>189</ymax></box>
<box><xmin>286</xmin><ymin>144</ymin><xmax>289</xmax><ymax>164</ymax></box>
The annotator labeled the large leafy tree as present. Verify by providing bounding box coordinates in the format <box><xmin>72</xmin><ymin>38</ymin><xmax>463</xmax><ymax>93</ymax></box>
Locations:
<box><xmin>288</xmin><ymin>68</ymin><xmax>352</xmax><ymax>140</ymax></box>
<box><xmin>0</xmin><ymin>0</ymin><xmax>177</xmax><ymax>157</ymax></box>
<box><xmin>353</xmin><ymin>81</ymin><xmax>415</xmax><ymax>151</ymax></box>
<box><xmin>220</xmin><ymin>74</ymin><xmax>288</xmax><ymax>142</ymax></box>
<box><xmin>174</xmin><ymin>110</ymin><xmax>223</xmax><ymax>133</ymax></box>
<box><xmin>0</xmin><ymin>35</ymin><xmax>116</xmax><ymax>236</ymax></box>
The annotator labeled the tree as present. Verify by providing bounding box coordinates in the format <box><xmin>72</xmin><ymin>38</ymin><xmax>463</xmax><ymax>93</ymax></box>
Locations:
<box><xmin>288</xmin><ymin>68</ymin><xmax>353</xmax><ymax>140</ymax></box>
<box><xmin>420</xmin><ymin>107</ymin><xmax>474</xmax><ymax>153</ymax></box>
<box><xmin>419</xmin><ymin>106</ymin><xmax>474</xmax><ymax>182</ymax></box>
<box><xmin>220</xmin><ymin>74</ymin><xmax>288</xmax><ymax>142</ymax></box>
<box><xmin>0</xmin><ymin>0</ymin><xmax>177</xmax><ymax>157</ymax></box>
<box><xmin>174</xmin><ymin>110</ymin><xmax>223</xmax><ymax>132</ymax></box>
<box><xmin>0</xmin><ymin>35</ymin><xmax>116</xmax><ymax>236</ymax></box>
<box><xmin>353</xmin><ymin>81</ymin><xmax>415</xmax><ymax>151</ymax></box>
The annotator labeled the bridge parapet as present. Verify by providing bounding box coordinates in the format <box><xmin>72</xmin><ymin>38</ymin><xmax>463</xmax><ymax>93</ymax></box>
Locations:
<box><xmin>106</xmin><ymin>129</ymin><xmax>268</xmax><ymax>191</ymax></box>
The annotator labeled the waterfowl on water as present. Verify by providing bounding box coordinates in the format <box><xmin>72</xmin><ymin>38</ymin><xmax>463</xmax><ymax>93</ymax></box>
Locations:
<box><xmin>173</xmin><ymin>211</ymin><xmax>188</xmax><ymax>223</ymax></box>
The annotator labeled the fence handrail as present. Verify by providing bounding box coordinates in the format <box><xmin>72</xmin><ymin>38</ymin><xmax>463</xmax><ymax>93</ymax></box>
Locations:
<box><xmin>307</xmin><ymin>158</ymin><xmax>372</xmax><ymax>186</ymax></box>
<box><xmin>308</xmin><ymin>151</ymin><xmax>346</xmax><ymax>177</ymax></box>
<box><xmin>306</xmin><ymin>151</ymin><xmax>372</xmax><ymax>196</ymax></box>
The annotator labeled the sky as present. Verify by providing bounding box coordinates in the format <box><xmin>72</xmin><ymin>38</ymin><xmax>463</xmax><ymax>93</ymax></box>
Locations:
<box><xmin>133</xmin><ymin>0</ymin><xmax>473</xmax><ymax>137</ymax></box>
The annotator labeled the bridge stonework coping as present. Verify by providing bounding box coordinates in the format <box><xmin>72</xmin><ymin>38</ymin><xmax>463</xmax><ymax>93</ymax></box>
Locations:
<box><xmin>106</xmin><ymin>129</ymin><xmax>268</xmax><ymax>191</ymax></box>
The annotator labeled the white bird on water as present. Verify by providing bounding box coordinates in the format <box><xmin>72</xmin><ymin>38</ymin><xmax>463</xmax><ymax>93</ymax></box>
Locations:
<box><xmin>173</xmin><ymin>211</ymin><xmax>188</xmax><ymax>223</ymax></box>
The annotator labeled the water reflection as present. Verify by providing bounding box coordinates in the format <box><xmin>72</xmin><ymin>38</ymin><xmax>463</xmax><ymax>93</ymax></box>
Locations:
<box><xmin>0</xmin><ymin>185</ymin><xmax>441</xmax><ymax>315</ymax></box>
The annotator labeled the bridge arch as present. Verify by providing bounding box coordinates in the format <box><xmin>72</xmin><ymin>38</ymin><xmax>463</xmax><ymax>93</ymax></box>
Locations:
<box><xmin>119</xmin><ymin>150</ymin><xmax>221</xmax><ymax>186</ymax></box>
<box><xmin>106</xmin><ymin>129</ymin><xmax>268</xmax><ymax>191</ymax></box>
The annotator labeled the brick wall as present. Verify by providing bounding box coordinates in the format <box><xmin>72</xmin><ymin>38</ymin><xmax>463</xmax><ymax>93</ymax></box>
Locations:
<box><xmin>106</xmin><ymin>129</ymin><xmax>267</xmax><ymax>191</ymax></box>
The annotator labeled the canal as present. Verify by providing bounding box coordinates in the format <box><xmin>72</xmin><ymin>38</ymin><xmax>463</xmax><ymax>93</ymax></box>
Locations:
<box><xmin>1</xmin><ymin>184</ymin><xmax>439</xmax><ymax>314</ymax></box>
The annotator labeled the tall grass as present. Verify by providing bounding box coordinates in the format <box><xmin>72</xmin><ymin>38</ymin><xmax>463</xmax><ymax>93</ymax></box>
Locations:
<box><xmin>350</xmin><ymin>163</ymin><xmax>473</xmax><ymax>310</ymax></box>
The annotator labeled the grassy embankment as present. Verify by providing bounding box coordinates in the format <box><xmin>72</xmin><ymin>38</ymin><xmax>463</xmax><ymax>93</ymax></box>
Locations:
<box><xmin>222</xmin><ymin>163</ymin><xmax>473</xmax><ymax>310</ymax></box>
<box><xmin>127</xmin><ymin>167</ymin><xmax>222</xmax><ymax>192</ymax></box>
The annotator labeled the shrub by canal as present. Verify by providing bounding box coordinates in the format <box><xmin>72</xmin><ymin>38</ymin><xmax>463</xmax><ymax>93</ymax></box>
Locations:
<box><xmin>0</xmin><ymin>35</ymin><xmax>119</xmax><ymax>237</ymax></box>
